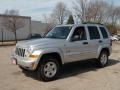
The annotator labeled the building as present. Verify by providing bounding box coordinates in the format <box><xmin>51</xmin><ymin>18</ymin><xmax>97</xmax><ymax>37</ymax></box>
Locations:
<box><xmin>0</xmin><ymin>14</ymin><xmax>47</xmax><ymax>41</ymax></box>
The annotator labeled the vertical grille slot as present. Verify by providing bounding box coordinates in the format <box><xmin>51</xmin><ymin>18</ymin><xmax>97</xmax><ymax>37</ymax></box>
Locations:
<box><xmin>15</xmin><ymin>48</ymin><xmax>26</xmax><ymax>57</ymax></box>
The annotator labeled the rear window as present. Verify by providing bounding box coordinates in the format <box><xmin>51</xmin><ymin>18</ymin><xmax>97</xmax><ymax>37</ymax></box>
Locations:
<box><xmin>88</xmin><ymin>26</ymin><xmax>100</xmax><ymax>40</ymax></box>
<box><xmin>99</xmin><ymin>27</ymin><xmax>108</xmax><ymax>39</ymax></box>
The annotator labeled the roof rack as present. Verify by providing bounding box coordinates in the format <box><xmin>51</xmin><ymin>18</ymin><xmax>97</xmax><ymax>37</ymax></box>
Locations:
<box><xmin>82</xmin><ymin>22</ymin><xmax>104</xmax><ymax>25</ymax></box>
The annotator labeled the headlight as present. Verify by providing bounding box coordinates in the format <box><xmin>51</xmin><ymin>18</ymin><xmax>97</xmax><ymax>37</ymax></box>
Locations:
<box><xmin>28</xmin><ymin>50</ymin><xmax>42</xmax><ymax>59</ymax></box>
<box><xmin>25</xmin><ymin>46</ymin><xmax>33</xmax><ymax>57</ymax></box>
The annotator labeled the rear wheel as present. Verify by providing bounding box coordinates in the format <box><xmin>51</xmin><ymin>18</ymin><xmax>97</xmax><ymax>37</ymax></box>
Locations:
<box><xmin>37</xmin><ymin>56</ymin><xmax>60</xmax><ymax>81</ymax></box>
<box><xmin>96</xmin><ymin>51</ymin><xmax>109</xmax><ymax>67</ymax></box>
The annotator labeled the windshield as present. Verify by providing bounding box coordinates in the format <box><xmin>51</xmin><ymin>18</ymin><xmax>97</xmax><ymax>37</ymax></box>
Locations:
<box><xmin>45</xmin><ymin>26</ymin><xmax>72</xmax><ymax>39</ymax></box>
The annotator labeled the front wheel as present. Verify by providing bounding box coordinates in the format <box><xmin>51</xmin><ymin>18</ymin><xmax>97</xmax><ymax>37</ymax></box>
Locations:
<box><xmin>96</xmin><ymin>51</ymin><xmax>109</xmax><ymax>67</ymax></box>
<box><xmin>37</xmin><ymin>57</ymin><xmax>60</xmax><ymax>82</ymax></box>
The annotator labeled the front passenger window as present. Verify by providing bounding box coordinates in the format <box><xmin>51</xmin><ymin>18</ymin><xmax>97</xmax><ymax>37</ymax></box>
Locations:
<box><xmin>72</xmin><ymin>27</ymin><xmax>87</xmax><ymax>41</ymax></box>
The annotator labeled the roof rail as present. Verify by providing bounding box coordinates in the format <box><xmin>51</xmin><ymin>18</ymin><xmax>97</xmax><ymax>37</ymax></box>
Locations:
<box><xmin>82</xmin><ymin>22</ymin><xmax>104</xmax><ymax>25</ymax></box>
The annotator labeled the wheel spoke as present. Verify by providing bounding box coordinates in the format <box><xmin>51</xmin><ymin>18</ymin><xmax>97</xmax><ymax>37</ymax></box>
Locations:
<box><xmin>43</xmin><ymin>61</ymin><xmax>57</xmax><ymax>78</ymax></box>
<box><xmin>100</xmin><ymin>53</ymin><xmax>107</xmax><ymax>65</ymax></box>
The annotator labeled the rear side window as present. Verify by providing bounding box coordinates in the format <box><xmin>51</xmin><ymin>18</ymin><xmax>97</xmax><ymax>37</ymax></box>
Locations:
<box><xmin>99</xmin><ymin>27</ymin><xmax>108</xmax><ymax>39</ymax></box>
<box><xmin>88</xmin><ymin>26</ymin><xmax>100</xmax><ymax>40</ymax></box>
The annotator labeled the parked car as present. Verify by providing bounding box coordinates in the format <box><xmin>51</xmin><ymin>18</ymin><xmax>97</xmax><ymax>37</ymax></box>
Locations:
<box><xmin>27</xmin><ymin>33</ymin><xmax>42</xmax><ymax>40</ymax></box>
<box><xmin>110</xmin><ymin>35</ymin><xmax>119</xmax><ymax>41</ymax></box>
<box><xmin>11</xmin><ymin>23</ymin><xmax>112</xmax><ymax>81</ymax></box>
<box><xmin>117</xmin><ymin>35</ymin><xmax>120</xmax><ymax>40</ymax></box>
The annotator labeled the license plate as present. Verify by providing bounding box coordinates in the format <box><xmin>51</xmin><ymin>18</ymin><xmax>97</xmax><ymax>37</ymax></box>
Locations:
<box><xmin>11</xmin><ymin>58</ymin><xmax>17</xmax><ymax>65</ymax></box>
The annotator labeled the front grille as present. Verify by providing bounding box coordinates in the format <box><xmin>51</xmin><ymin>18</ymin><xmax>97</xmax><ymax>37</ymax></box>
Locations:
<box><xmin>15</xmin><ymin>48</ymin><xmax>26</xmax><ymax>57</ymax></box>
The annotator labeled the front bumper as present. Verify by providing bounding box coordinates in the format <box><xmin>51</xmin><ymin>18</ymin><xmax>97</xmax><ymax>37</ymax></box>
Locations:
<box><xmin>11</xmin><ymin>54</ymin><xmax>38</xmax><ymax>70</ymax></box>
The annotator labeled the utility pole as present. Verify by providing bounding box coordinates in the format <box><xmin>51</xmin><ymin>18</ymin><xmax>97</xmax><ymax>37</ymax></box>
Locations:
<box><xmin>1</xmin><ymin>28</ymin><xmax>3</xmax><ymax>45</ymax></box>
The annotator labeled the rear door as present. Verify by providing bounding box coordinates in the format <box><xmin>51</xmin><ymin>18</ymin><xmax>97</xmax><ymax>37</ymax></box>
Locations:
<box><xmin>87</xmin><ymin>26</ymin><xmax>102</xmax><ymax>58</ymax></box>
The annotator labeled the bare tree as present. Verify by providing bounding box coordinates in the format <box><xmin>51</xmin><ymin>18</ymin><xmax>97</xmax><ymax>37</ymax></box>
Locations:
<box><xmin>2</xmin><ymin>9</ymin><xmax>25</xmax><ymax>43</ymax></box>
<box><xmin>73</xmin><ymin>0</ymin><xmax>89</xmax><ymax>22</ymax></box>
<box><xmin>88</xmin><ymin>0</ymin><xmax>110</xmax><ymax>23</ymax></box>
<box><xmin>73</xmin><ymin>0</ymin><xmax>120</xmax><ymax>34</ymax></box>
<box><xmin>73</xmin><ymin>0</ymin><xmax>110</xmax><ymax>23</ymax></box>
<box><xmin>52</xmin><ymin>2</ymin><xmax>70</xmax><ymax>24</ymax></box>
<box><xmin>42</xmin><ymin>2</ymin><xmax>71</xmax><ymax>36</ymax></box>
<box><xmin>0</xmin><ymin>28</ymin><xmax>4</xmax><ymax>45</ymax></box>
<box><xmin>73</xmin><ymin>0</ymin><xmax>118</xmax><ymax>22</ymax></box>
<box><xmin>42</xmin><ymin>14</ymin><xmax>56</xmax><ymax>36</ymax></box>
<box><xmin>42</xmin><ymin>2</ymin><xmax>71</xmax><ymax>35</ymax></box>
<box><xmin>108</xmin><ymin>6</ymin><xmax>120</xmax><ymax>34</ymax></box>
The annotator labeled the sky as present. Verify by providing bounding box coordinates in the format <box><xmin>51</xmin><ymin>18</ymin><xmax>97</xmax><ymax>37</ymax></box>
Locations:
<box><xmin>0</xmin><ymin>0</ymin><xmax>120</xmax><ymax>21</ymax></box>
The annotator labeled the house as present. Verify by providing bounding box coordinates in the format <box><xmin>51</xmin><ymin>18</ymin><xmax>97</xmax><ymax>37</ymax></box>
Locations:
<box><xmin>0</xmin><ymin>14</ymin><xmax>47</xmax><ymax>41</ymax></box>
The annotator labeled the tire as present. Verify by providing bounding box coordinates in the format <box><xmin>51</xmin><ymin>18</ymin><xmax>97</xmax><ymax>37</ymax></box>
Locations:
<box><xmin>96</xmin><ymin>51</ymin><xmax>109</xmax><ymax>68</ymax></box>
<box><xmin>37</xmin><ymin>56</ymin><xmax>60</xmax><ymax>82</ymax></box>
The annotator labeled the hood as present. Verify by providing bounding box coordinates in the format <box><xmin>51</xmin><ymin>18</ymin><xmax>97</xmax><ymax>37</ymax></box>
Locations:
<box><xmin>16</xmin><ymin>38</ymin><xmax>65</xmax><ymax>48</ymax></box>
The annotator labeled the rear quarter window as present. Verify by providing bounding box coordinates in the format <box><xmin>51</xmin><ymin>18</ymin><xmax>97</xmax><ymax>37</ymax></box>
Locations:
<box><xmin>99</xmin><ymin>27</ymin><xmax>108</xmax><ymax>39</ymax></box>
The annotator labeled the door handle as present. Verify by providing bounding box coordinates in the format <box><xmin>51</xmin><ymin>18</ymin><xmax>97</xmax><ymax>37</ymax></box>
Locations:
<box><xmin>83</xmin><ymin>42</ymin><xmax>88</xmax><ymax>45</ymax></box>
<box><xmin>99</xmin><ymin>40</ymin><xmax>103</xmax><ymax>43</ymax></box>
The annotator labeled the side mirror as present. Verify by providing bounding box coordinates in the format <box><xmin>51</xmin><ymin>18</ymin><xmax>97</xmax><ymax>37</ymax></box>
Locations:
<box><xmin>71</xmin><ymin>35</ymin><xmax>79</xmax><ymax>42</ymax></box>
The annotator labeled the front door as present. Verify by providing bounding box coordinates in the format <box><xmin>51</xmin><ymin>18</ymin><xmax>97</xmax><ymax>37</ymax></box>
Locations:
<box><xmin>65</xmin><ymin>26</ymin><xmax>89</xmax><ymax>63</ymax></box>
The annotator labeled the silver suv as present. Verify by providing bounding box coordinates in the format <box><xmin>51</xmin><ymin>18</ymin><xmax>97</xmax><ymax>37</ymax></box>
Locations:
<box><xmin>11</xmin><ymin>23</ymin><xmax>112</xmax><ymax>81</ymax></box>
